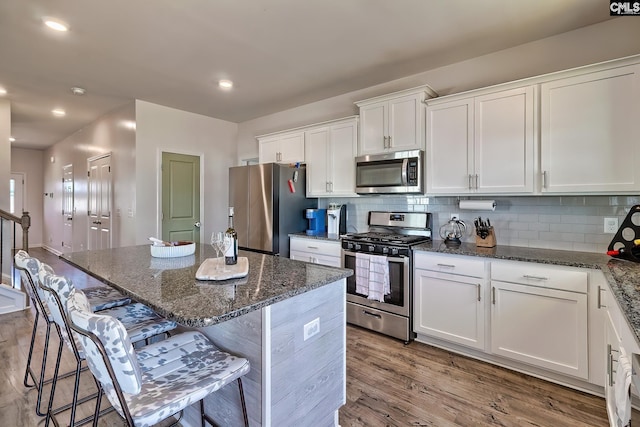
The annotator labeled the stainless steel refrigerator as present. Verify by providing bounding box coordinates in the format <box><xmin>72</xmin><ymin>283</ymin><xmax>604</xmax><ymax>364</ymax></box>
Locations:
<box><xmin>228</xmin><ymin>163</ymin><xmax>318</xmax><ymax>257</ymax></box>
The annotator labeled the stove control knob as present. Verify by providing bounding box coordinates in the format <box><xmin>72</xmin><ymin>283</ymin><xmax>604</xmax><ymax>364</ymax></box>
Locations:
<box><xmin>355</xmin><ymin>244</ymin><xmax>361</xmax><ymax>250</ymax></box>
<box><xmin>391</xmin><ymin>248</ymin><xmax>399</xmax><ymax>255</ymax></box>
<box><xmin>368</xmin><ymin>245</ymin><xmax>375</xmax><ymax>252</ymax></box>
<box><xmin>382</xmin><ymin>247</ymin><xmax>389</xmax><ymax>254</ymax></box>
<box><xmin>347</xmin><ymin>242</ymin><xmax>354</xmax><ymax>250</ymax></box>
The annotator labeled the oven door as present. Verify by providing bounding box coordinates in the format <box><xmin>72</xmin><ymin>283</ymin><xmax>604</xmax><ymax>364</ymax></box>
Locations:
<box><xmin>342</xmin><ymin>249</ymin><xmax>410</xmax><ymax>317</ymax></box>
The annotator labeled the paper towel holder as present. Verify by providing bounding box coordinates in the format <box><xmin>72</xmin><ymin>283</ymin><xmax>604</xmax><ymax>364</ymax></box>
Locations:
<box><xmin>459</xmin><ymin>199</ymin><xmax>496</xmax><ymax>211</ymax></box>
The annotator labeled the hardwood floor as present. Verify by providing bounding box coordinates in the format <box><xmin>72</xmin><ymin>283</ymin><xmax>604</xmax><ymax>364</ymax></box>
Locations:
<box><xmin>2</xmin><ymin>248</ymin><xmax>611</xmax><ymax>426</ymax></box>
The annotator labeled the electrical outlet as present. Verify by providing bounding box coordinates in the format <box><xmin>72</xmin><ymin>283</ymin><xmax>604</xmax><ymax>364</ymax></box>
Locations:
<box><xmin>450</xmin><ymin>213</ymin><xmax>460</xmax><ymax>220</ymax></box>
<box><xmin>303</xmin><ymin>317</ymin><xmax>320</xmax><ymax>341</ymax></box>
<box><xmin>604</xmin><ymin>218</ymin><xmax>619</xmax><ymax>234</ymax></box>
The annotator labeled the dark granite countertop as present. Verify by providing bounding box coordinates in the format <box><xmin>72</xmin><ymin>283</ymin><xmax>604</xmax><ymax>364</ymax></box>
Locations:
<box><xmin>61</xmin><ymin>244</ymin><xmax>352</xmax><ymax>328</ymax></box>
<box><xmin>414</xmin><ymin>241</ymin><xmax>640</xmax><ymax>347</ymax></box>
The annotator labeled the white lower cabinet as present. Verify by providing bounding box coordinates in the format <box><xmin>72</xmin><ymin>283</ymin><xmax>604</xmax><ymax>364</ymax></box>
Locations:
<box><xmin>289</xmin><ymin>236</ymin><xmax>341</xmax><ymax>267</ymax></box>
<box><xmin>414</xmin><ymin>253</ymin><xmax>486</xmax><ymax>350</ymax></box>
<box><xmin>490</xmin><ymin>261</ymin><xmax>589</xmax><ymax>380</ymax></box>
<box><xmin>413</xmin><ymin>252</ymin><xmax>603</xmax><ymax>385</ymax></box>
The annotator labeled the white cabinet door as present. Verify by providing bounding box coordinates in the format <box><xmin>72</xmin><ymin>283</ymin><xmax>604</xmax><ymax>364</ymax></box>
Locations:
<box><xmin>258</xmin><ymin>132</ymin><xmax>304</xmax><ymax>164</ymax></box>
<box><xmin>426</xmin><ymin>98</ymin><xmax>473</xmax><ymax>193</ymax></box>
<box><xmin>604</xmin><ymin>308</ymin><xmax>621</xmax><ymax>426</ymax></box>
<box><xmin>358</xmin><ymin>89</ymin><xmax>427</xmax><ymax>155</ymax></box>
<box><xmin>491</xmin><ymin>280</ymin><xmax>588</xmax><ymax>379</ymax></box>
<box><xmin>279</xmin><ymin>132</ymin><xmax>305</xmax><ymax>164</ymax></box>
<box><xmin>474</xmin><ymin>86</ymin><xmax>534</xmax><ymax>193</ymax></box>
<box><xmin>306</xmin><ymin>118</ymin><xmax>358</xmax><ymax>197</ymax></box>
<box><xmin>387</xmin><ymin>92</ymin><xmax>423</xmax><ymax>152</ymax></box>
<box><xmin>258</xmin><ymin>136</ymin><xmax>280</xmax><ymax>163</ymax></box>
<box><xmin>414</xmin><ymin>269</ymin><xmax>485</xmax><ymax>350</ymax></box>
<box><xmin>328</xmin><ymin>119</ymin><xmax>357</xmax><ymax>196</ymax></box>
<box><xmin>426</xmin><ymin>86</ymin><xmax>535</xmax><ymax>194</ymax></box>
<box><xmin>359</xmin><ymin>102</ymin><xmax>387</xmax><ymax>155</ymax></box>
<box><xmin>305</xmin><ymin>127</ymin><xmax>331</xmax><ymax>196</ymax></box>
<box><xmin>540</xmin><ymin>64</ymin><xmax>640</xmax><ymax>193</ymax></box>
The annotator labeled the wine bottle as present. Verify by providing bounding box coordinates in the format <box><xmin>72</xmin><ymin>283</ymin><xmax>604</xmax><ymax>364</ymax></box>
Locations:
<box><xmin>225</xmin><ymin>207</ymin><xmax>238</xmax><ymax>265</ymax></box>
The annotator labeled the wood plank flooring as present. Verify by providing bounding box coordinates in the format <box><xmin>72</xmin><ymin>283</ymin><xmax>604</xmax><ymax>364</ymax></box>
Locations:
<box><xmin>1</xmin><ymin>248</ymin><xmax>611</xmax><ymax>426</ymax></box>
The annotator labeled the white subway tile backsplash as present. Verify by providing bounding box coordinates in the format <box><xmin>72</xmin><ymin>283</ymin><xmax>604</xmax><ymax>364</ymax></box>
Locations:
<box><xmin>323</xmin><ymin>194</ymin><xmax>637</xmax><ymax>254</ymax></box>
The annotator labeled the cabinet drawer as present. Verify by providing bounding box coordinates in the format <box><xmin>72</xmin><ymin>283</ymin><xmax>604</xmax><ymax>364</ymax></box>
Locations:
<box><xmin>413</xmin><ymin>252</ymin><xmax>485</xmax><ymax>278</ymax></box>
<box><xmin>290</xmin><ymin>237</ymin><xmax>341</xmax><ymax>258</ymax></box>
<box><xmin>491</xmin><ymin>261</ymin><xmax>587</xmax><ymax>293</ymax></box>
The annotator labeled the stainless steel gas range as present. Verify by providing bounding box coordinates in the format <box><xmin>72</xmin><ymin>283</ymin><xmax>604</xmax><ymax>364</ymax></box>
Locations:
<box><xmin>341</xmin><ymin>211</ymin><xmax>432</xmax><ymax>343</ymax></box>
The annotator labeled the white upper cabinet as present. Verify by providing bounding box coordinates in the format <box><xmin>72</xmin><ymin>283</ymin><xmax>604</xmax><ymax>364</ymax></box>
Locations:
<box><xmin>305</xmin><ymin>117</ymin><xmax>358</xmax><ymax>197</ymax></box>
<box><xmin>258</xmin><ymin>131</ymin><xmax>305</xmax><ymax>164</ymax></box>
<box><xmin>426</xmin><ymin>86</ymin><xmax>535</xmax><ymax>194</ymax></box>
<box><xmin>356</xmin><ymin>86</ymin><xmax>437</xmax><ymax>155</ymax></box>
<box><xmin>540</xmin><ymin>64</ymin><xmax>640</xmax><ymax>193</ymax></box>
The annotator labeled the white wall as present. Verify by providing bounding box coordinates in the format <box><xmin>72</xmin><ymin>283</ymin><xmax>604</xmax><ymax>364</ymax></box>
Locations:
<box><xmin>134</xmin><ymin>100</ymin><xmax>238</xmax><ymax>245</ymax></box>
<box><xmin>43</xmin><ymin>103</ymin><xmax>136</xmax><ymax>253</ymax></box>
<box><xmin>0</xmin><ymin>100</ymin><xmax>10</xmax><ymax>210</ymax></box>
<box><xmin>10</xmin><ymin>148</ymin><xmax>44</xmax><ymax>247</ymax></box>
<box><xmin>237</xmin><ymin>18</ymin><xmax>640</xmax><ymax>162</ymax></box>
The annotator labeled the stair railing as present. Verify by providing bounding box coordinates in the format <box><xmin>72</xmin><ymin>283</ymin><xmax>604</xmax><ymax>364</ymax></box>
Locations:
<box><xmin>0</xmin><ymin>209</ymin><xmax>30</xmax><ymax>288</ymax></box>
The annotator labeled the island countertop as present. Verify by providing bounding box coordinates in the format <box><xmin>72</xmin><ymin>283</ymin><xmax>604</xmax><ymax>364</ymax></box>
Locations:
<box><xmin>60</xmin><ymin>244</ymin><xmax>353</xmax><ymax>328</ymax></box>
<box><xmin>413</xmin><ymin>240</ymin><xmax>640</xmax><ymax>347</ymax></box>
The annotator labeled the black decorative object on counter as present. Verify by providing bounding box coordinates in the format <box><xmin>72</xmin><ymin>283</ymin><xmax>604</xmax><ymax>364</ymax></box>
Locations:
<box><xmin>607</xmin><ymin>205</ymin><xmax>640</xmax><ymax>263</ymax></box>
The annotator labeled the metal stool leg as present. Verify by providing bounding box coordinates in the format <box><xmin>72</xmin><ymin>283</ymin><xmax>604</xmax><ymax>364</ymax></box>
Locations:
<box><xmin>23</xmin><ymin>309</ymin><xmax>40</xmax><ymax>388</ymax></box>
<box><xmin>238</xmin><ymin>378</ymin><xmax>249</xmax><ymax>427</ymax></box>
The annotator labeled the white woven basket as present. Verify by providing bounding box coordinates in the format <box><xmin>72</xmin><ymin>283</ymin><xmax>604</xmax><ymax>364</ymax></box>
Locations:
<box><xmin>150</xmin><ymin>242</ymin><xmax>196</xmax><ymax>258</ymax></box>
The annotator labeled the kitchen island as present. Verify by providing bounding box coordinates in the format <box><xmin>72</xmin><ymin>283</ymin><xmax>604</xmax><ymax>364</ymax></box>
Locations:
<box><xmin>61</xmin><ymin>244</ymin><xmax>352</xmax><ymax>427</ymax></box>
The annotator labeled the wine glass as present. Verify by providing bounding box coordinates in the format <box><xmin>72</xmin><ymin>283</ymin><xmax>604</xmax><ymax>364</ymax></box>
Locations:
<box><xmin>210</xmin><ymin>232</ymin><xmax>225</xmax><ymax>271</ymax></box>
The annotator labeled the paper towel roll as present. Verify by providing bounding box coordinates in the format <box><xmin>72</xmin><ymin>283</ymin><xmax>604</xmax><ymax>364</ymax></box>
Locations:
<box><xmin>459</xmin><ymin>200</ymin><xmax>496</xmax><ymax>211</ymax></box>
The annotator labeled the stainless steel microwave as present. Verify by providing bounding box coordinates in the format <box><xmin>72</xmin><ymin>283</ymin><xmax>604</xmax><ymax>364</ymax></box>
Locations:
<box><xmin>355</xmin><ymin>150</ymin><xmax>423</xmax><ymax>194</ymax></box>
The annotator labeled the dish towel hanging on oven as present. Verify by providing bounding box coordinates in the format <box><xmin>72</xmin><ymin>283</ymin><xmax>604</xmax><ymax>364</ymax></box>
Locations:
<box><xmin>354</xmin><ymin>253</ymin><xmax>390</xmax><ymax>303</ymax></box>
<box><xmin>355</xmin><ymin>253</ymin><xmax>370</xmax><ymax>296</ymax></box>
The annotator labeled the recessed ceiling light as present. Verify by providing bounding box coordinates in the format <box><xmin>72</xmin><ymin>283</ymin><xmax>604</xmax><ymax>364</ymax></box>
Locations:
<box><xmin>71</xmin><ymin>86</ymin><xmax>86</xmax><ymax>96</ymax></box>
<box><xmin>218</xmin><ymin>80</ymin><xmax>233</xmax><ymax>89</ymax></box>
<box><xmin>9</xmin><ymin>137</ymin><xmax>15</xmax><ymax>142</ymax></box>
<box><xmin>52</xmin><ymin>108</ymin><xmax>66</xmax><ymax>117</ymax></box>
<box><xmin>0</xmin><ymin>87</ymin><xmax>6</xmax><ymax>96</ymax></box>
<box><xmin>43</xmin><ymin>17</ymin><xmax>69</xmax><ymax>32</ymax></box>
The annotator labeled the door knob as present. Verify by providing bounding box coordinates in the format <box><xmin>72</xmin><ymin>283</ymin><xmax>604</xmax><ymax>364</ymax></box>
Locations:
<box><xmin>194</xmin><ymin>221</ymin><xmax>201</xmax><ymax>228</ymax></box>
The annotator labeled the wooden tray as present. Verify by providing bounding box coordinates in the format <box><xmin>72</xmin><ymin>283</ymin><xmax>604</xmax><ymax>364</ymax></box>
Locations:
<box><xmin>195</xmin><ymin>257</ymin><xmax>248</xmax><ymax>281</ymax></box>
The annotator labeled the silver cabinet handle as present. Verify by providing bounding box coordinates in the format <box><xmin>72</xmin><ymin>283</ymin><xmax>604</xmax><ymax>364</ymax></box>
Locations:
<box><xmin>477</xmin><ymin>283</ymin><xmax>481</xmax><ymax>302</ymax></box>
<box><xmin>522</xmin><ymin>275</ymin><xmax>549</xmax><ymax>281</ymax></box>
<box><xmin>194</xmin><ymin>221</ymin><xmax>201</xmax><ymax>228</ymax></box>
<box><xmin>475</xmin><ymin>174</ymin><xmax>479</xmax><ymax>190</ymax></box>
<box><xmin>437</xmin><ymin>263</ymin><xmax>456</xmax><ymax>268</ymax></box>
<box><xmin>492</xmin><ymin>286</ymin><xmax>496</xmax><ymax>304</ymax></box>
<box><xmin>307</xmin><ymin>246</ymin><xmax>319</xmax><ymax>250</ymax></box>
<box><xmin>542</xmin><ymin>171</ymin><xmax>548</xmax><ymax>189</ymax></box>
<box><xmin>468</xmin><ymin>174</ymin><xmax>473</xmax><ymax>190</ymax></box>
<box><xmin>388</xmin><ymin>135</ymin><xmax>392</xmax><ymax>148</ymax></box>
<box><xmin>597</xmin><ymin>285</ymin><xmax>607</xmax><ymax>309</ymax></box>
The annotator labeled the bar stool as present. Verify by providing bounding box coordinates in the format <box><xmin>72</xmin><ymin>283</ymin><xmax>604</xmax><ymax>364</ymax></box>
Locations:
<box><xmin>14</xmin><ymin>250</ymin><xmax>131</xmax><ymax>417</ymax></box>
<box><xmin>66</xmin><ymin>288</ymin><xmax>250</xmax><ymax>427</ymax></box>
<box><xmin>37</xmin><ymin>262</ymin><xmax>179</xmax><ymax>426</ymax></box>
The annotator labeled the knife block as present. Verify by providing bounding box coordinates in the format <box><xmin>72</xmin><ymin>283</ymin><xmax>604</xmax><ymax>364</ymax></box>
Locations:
<box><xmin>476</xmin><ymin>227</ymin><xmax>496</xmax><ymax>248</ymax></box>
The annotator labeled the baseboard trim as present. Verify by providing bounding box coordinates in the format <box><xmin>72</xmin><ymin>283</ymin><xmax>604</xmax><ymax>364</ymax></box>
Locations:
<box><xmin>42</xmin><ymin>245</ymin><xmax>62</xmax><ymax>256</ymax></box>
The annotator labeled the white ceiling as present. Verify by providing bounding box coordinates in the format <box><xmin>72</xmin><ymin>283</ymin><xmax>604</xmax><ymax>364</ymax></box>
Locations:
<box><xmin>0</xmin><ymin>0</ymin><xmax>614</xmax><ymax>150</ymax></box>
